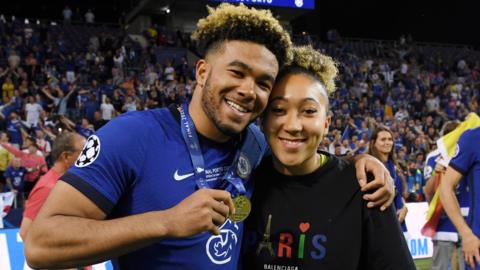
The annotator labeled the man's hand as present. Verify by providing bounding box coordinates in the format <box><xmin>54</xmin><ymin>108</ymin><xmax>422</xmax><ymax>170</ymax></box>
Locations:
<box><xmin>434</xmin><ymin>163</ymin><xmax>446</xmax><ymax>174</ymax></box>
<box><xmin>163</xmin><ymin>189</ymin><xmax>235</xmax><ymax>237</ymax></box>
<box><xmin>462</xmin><ymin>232</ymin><xmax>480</xmax><ymax>269</ymax></box>
<box><xmin>397</xmin><ymin>206</ymin><xmax>408</xmax><ymax>223</ymax></box>
<box><xmin>354</xmin><ymin>154</ymin><xmax>394</xmax><ymax>211</ymax></box>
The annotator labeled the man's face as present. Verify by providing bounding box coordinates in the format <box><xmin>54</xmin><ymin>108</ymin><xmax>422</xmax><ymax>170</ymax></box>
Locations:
<box><xmin>196</xmin><ymin>41</ymin><xmax>278</xmax><ymax>137</ymax></box>
<box><xmin>28</xmin><ymin>145</ymin><xmax>37</xmax><ymax>154</ymax></box>
<box><xmin>12</xmin><ymin>158</ymin><xmax>21</xmax><ymax>168</ymax></box>
<box><xmin>335</xmin><ymin>146</ymin><xmax>342</xmax><ymax>155</ymax></box>
<box><xmin>0</xmin><ymin>133</ymin><xmax>8</xmax><ymax>142</ymax></box>
<box><xmin>66</xmin><ymin>135</ymin><xmax>87</xmax><ymax>167</ymax></box>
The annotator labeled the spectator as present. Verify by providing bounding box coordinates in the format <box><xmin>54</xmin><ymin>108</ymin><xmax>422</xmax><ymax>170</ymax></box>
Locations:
<box><xmin>100</xmin><ymin>97</ymin><xmax>115</xmax><ymax>120</ymax></box>
<box><xmin>1</xmin><ymin>77</ymin><xmax>14</xmax><ymax>99</ymax></box>
<box><xmin>5</xmin><ymin>111</ymin><xmax>23</xmax><ymax>147</ymax></box>
<box><xmin>3</xmin><ymin>157</ymin><xmax>27</xmax><ymax>207</ymax></box>
<box><xmin>62</xmin><ymin>6</ymin><xmax>73</xmax><ymax>23</ymax></box>
<box><xmin>406</xmin><ymin>158</ymin><xmax>425</xmax><ymax>202</ymax></box>
<box><xmin>8</xmin><ymin>51</ymin><xmax>21</xmax><ymax>69</ymax></box>
<box><xmin>35</xmin><ymin>129</ymin><xmax>52</xmax><ymax>158</ymax></box>
<box><xmin>59</xmin><ymin>116</ymin><xmax>94</xmax><ymax>138</ymax></box>
<box><xmin>394</xmin><ymin>105</ymin><xmax>410</xmax><ymax>121</ymax></box>
<box><xmin>368</xmin><ymin>125</ymin><xmax>409</xmax><ymax>236</ymax></box>
<box><xmin>164</xmin><ymin>61</ymin><xmax>175</xmax><ymax>82</ymax></box>
<box><xmin>0</xmin><ymin>132</ymin><xmax>14</xmax><ymax>191</ymax></box>
<box><xmin>40</xmin><ymin>84</ymin><xmax>77</xmax><ymax>116</ymax></box>
<box><xmin>0</xmin><ymin>140</ymin><xmax>47</xmax><ymax>198</ymax></box>
<box><xmin>25</xmin><ymin>96</ymin><xmax>43</xmax><ymax>128</ymax></box>
<box><xmin>20</xmin><ymin>132</ymin><xmax>86</xmax><ymax>240</ymax></box>
<box><xmin>84</xmin><ymin>9</ymin><xmax>95</xmax><ymax>24</ymax></box>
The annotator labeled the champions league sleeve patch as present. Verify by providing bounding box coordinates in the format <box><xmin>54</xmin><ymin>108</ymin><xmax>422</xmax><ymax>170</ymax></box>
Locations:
<box><xmin>75</xmin><ymin>135</ymin><xmax>101</xmax><ymax>167</ymax></box>
<box><xmin>452</xmin><ymin>143</ymin><xmax>460</xmax><ymax>158</ymax></box>
<box><xmin>424</xmin><ymin>165</ymin><xmax>433</xmax><ymax>179</ymax></box>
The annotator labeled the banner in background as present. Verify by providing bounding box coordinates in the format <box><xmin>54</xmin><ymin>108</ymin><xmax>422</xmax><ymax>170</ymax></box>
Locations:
<box><xmin>208</xmin><ymin>0</ymin><xmax>315</xmax><ymax>9</ymax></box>
<box><xmin>405</xmin><ymin>202</ymin><xmax>433</xmax><ymax>259</ymax></box>
<box><xmin>0</xmin><ymin>228</ymin><xmax>112</xmax><ymax>270</ymax></box>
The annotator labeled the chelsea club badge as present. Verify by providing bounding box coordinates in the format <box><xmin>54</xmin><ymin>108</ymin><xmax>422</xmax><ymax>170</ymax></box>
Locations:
<box><xmin>237</xmin><ymin>153</ymin><xmax>251</xmax><ymax>179</ymax></box>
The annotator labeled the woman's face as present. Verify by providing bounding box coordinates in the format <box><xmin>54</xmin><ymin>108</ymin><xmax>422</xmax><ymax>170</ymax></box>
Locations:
<box><xmin>373</xmin><ymin>131</ymin><xmax>393</xmax><ymax>155</ymax></box>
<box><xmin>263</xmin><ymin>73</ymin><xmax>330</xmax><ymax>175</ymax></box>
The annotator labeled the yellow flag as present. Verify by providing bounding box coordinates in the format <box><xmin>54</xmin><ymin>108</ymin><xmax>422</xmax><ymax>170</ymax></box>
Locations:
<box><xmin>436</xmin><ymin>113</ymin><xmax>480</xmax><ymax>166</ymax></box>
<box><xmin>425</xmin><ymin>113</ymin><xmax>480</xmax><ymax>221</ymax></box>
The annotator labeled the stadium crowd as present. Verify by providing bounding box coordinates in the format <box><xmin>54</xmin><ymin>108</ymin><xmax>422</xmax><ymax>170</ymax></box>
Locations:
<box><xmin>0</xmin><ymin>11</ymin><xmax>479</xmax><ymax>210</ymax></box>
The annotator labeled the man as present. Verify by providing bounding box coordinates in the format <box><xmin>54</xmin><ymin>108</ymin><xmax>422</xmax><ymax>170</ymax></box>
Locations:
<box><xmin>1</xmin><ymin>139</ymin><xmax>47</xmax><ymax>198</ymax></box>
<box><xmin>440</xmin><ymin>126</ymin><xmax>480</xmax><ymax>269</ymax></box>
<box><xmin>3</xmin><ymin>157</ymin><xmax>27</xmax><ymax>207</ymax></box>
<box><xmin>0</xmin><ymin>132</ymin><xmax>14</xmax><ymax>191</ymax></box>
<box><xmin>35</xmin><ymin>129</ymin><xmax>52</xmax><ymax>158</ymax></box>
<box><xmin>20</xmin><ymin>132</ymin><xmax>85</xmax><ymax>240</ymax></box>
<box><xmin>424</xmin><ymin>121</ymin><xmax>466</xmax><ymax>270</ymax></box>
<box><xmin>24</xmin><ymin>96</ymin><xmax>43</xmax><ymax>128</ymax></box>
<box><xmin>25</xmin><ymin>4</ymin><xmax>393</xmax><ymax>269</ymax></box>
<box><xmin>5</xmin><ymin>111</ymin><xmax>23</xmax><ymax>147</ymax></box>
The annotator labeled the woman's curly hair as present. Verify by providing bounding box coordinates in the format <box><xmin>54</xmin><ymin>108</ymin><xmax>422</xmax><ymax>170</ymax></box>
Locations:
<box><xmin>278</xmin><ymin>45</ymin><xmax>339</xmax><ymax>95</ymax></box>
<box><xmin>192</xmin><ymin>3</ymin><xmax>293</xmax><ymax>68</ymax></box>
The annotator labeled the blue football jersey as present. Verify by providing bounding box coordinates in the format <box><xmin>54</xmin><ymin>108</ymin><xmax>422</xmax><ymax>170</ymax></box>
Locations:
<box><xmin>424</xmin><ymin>149</ymin><xmax>440</xmax><ymax>180</ymax></box>
<box><xmin>3</xmin><ymin>166</ymin><xmax>27</xmax><ymax>191</ymax></box>
<box><xmin>424</xmin><ymin>149</ymin><xmax>470</xmax><ymax>241</ymax></box>
<box><xmin>385</xmin><ymin>159</ymin><xmax>407</xmax><ymax>232</ymax></box>
<box><xmin>7</xmin><ymin>120</ymin><xmax>23</xmax><ymax>146</ymax></box>
<box><xmin>449</xmin><ymin>127</ymin><xmax>480</xmax><ymax>238</ymax></box>
<box><xmin>63</xmin><ymin>107</ymin><xmax>266</xmax><ymax>270</ymax></box>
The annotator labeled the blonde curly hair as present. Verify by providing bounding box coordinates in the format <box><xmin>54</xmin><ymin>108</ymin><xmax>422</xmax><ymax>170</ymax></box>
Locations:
<box><xmin>191</xmin><ymin>3</ymin><xmax>293</xmax><ymax>67</ymax></box>
<box><xmin>278</xmin><ymin>45</ymin><xmax>339</xmax><ymax>95</ymax></box>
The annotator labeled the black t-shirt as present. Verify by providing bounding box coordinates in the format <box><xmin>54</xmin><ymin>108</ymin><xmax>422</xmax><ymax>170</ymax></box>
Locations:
<box><xmin>243</xmin><ymin>154</ymin><xmax>415</xmax><ymax>270</ymax></box>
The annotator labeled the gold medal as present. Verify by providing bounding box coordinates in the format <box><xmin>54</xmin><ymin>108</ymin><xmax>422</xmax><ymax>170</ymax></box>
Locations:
<box><xmin>230</xmin><ymin>195</ymin><xmax>251</xmax><ymax>222</ymax></box>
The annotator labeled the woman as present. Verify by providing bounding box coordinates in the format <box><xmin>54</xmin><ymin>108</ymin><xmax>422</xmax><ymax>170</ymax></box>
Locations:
<box><xmin>369</xmin><ymin>125</ymin><xmax>409</xmax><ymax>234</ymax></box>
<box><xmin>243</xmin><ymin>46</ymin><xmax>414</xmax><ymax>269</ymax></box>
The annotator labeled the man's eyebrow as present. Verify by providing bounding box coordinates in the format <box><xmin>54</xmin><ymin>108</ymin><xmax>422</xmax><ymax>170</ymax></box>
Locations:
<box><xmin>269</xmin><ymin>97</ymin><xmax>321</xmax><ymax>104</ymax></box>
<box><xmin>227</xmin><ymin>60</ymin><xmax>252</xmax><ymax>71</ymax></box>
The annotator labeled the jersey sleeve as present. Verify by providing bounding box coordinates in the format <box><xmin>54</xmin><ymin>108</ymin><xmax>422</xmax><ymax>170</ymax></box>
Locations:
<box><xmin>393</xmin><ymin>174</ymin><xmax>404</xmax><ymax>210</ymax></box>
<box><xmin>423</xmin><ymin>154</ymin><xmax>437</xmax><ymax>180</ymax></box>
<box><xmin>361</xmin><ymin>204</ymin><xmax>416</xmax><ymax>269</ymax></box>
<box><xmin>3</xmin><ymin>167</ymin><xmax>12</xmax><ymax>178</ymax></box>
<box><xmin>61</xmin><ymin>113</ymin><xmax>148</xmax><ymax>215</ymax></box>
<box><xmin>449</xmin><ymin>129</ymin><xmax>478</xmax><ymax>175</ymax></box>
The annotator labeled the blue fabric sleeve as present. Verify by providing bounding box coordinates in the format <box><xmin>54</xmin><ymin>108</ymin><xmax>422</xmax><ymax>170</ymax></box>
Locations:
<box><xmin>450</xmin><ymin>129</ymin><xmax>477</xmax><ymax>175</ymax></box>
<box><xmin>3</xmin><ymin>167</ymin><xmax>11</xmax><ymax>178</ymax></box>
<box><xmin>394</xmin><ymin>174</ymin><xmax>404</xmax><ymax>210</ymax></box>
<box><xmin>423</xmin><ymin>154</ymin><xmax>438</xmax><ymax>180</ymax></box>
<box><xmin>62</xmin><ymin>113</ymin><xmax>148</xmax><ymax>215</ymax></box>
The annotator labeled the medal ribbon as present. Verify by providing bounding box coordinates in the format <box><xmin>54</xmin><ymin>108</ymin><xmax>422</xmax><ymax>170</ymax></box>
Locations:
<box><xmin>179</xmin><ymin>103</ymin><xmax>247</xmax><ymax>195</ymax></box>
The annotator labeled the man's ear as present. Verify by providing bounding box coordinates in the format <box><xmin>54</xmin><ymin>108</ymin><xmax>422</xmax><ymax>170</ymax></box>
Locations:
<box><xmin>195</xmin><ymin>59</ymin><xmax>209</xmax><ymax>88</ymax></box>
